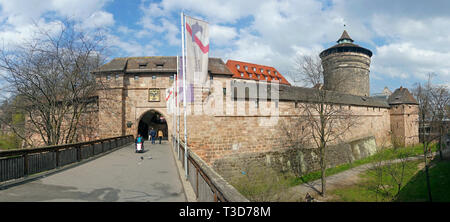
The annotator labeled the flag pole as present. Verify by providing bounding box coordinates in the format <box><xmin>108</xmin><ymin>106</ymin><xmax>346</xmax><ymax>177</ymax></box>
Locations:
<box><xmin>176</xmin><ymin>55</ymin><xmax>180</xmax><ymax>158</ymax></box>
<box><xmin>172</xmin><ymin>73</ymin><xmax>176</xmax><ymax>153</ymax></box>
<box><xmin>181</xmin><ymin>11</ymin><xmax>188</xmax><ymax>179</ymax></box>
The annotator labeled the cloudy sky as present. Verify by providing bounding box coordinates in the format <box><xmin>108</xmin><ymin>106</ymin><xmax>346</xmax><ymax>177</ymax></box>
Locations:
<box><xmin>0</xmin><ymin>0</ymin><xmax>449</xmax><ymax>95</ymax></box>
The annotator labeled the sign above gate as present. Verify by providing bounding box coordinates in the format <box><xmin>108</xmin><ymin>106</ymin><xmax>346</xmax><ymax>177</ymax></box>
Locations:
<box><xmin>148</xmin><ymin>88</ymin><xmax>160</xmax><ymax>102</ymax></box>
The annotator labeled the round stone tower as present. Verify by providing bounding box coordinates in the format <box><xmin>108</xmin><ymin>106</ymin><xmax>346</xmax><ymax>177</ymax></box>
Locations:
<box><xmin>319</xmin><ymin>30</ymin><xmax>372</xmax><ymax>97</ymax></box>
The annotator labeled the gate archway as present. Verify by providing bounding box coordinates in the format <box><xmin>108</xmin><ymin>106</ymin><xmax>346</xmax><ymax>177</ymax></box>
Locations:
<box><xmin>137</xmin><ymin>110</ymin><xmax>168</xmax><ymax>141</ymax></box>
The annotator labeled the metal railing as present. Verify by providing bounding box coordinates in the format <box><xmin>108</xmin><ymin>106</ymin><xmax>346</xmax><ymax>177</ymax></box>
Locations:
<box><xmin>173</xmin><ymin>136</ymin><xmax>249</xmax><ymax>202</ymax></box>
<box><xmin>0</xmin><ymin>135</ymin><xmax>134</xmax><ymax>183</ymax></box>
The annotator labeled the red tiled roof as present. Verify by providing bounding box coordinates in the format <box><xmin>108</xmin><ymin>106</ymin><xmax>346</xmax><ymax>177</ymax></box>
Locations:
<box><xmin>225</xmin><ymin>60</ymin><xmax>291</xmax><ymax>85</ymax></box>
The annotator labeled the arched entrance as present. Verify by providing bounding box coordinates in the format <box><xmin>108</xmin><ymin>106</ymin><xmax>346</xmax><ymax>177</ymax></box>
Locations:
<box><xmin>137</xmin><ymin>110</ymin><xmax>168</xmax><ymax>141</ymax></box>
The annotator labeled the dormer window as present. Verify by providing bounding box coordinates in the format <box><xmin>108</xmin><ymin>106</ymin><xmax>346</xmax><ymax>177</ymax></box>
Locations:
<box><xmin>138</xmin><ymin>62</ymin><xmax>148</xmax><ymax>69</ymax></box>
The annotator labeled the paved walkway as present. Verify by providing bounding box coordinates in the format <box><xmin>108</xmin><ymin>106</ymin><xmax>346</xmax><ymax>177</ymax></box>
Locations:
<box><xmin>0</xmin><ymin>142</ymin><xmax>186</xmax><ymax>202</ymax></box>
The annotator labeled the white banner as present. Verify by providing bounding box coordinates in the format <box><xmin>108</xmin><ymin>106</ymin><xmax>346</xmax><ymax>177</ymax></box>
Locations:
<box><xmin>166</xmin><ymin>87</ymin><xmax>174</xmax><ymax>114</ymax></box>
<box><xmin>185</xmin><ymin>15</ymin><xmax>209</xmax><ymax>85</ymax></box>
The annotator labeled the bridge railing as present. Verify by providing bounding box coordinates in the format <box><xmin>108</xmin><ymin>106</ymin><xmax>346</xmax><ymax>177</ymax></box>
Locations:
<box><xmin>0</xmin><ymin>135</ymin><xmax>134</xmax><ymax>183</ymax></box>
<box><xmin>172</xmin><ymin>136</ymin><xmax>249</xmax><ymax>202</ymax></box>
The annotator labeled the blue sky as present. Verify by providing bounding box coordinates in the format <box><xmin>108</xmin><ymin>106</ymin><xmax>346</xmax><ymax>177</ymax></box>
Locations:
<box><xmin>0</xmin><ymin>0</ymin><xmax>449</xmax><ymax>96</ymax></box>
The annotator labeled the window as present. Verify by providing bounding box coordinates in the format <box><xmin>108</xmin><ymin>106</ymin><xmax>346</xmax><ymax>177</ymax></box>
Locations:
<box><xmin>253</xmin><ymin>67</ymin><xmax>256</xmax><ymax>72</ymax></box>
<box><xmin>265</xmin><ymin>76</ymin><xmax>268</xmax><ymax>80</ymax></box>
<box><xmin>223</xmin><ymin>88</ymin><xmax>226</xmax><ymax>95</ymax></box>
<box><xmin>106</xmin><ymin>74</ymin><xmax>111</xmax><ymax>80</ymax></box>
<box><xmin>152</xmin><ymin>75</ymin><xmax>157</xmax><ymax>80</ymax></box>
<box><xmin>249</xmin><ymin>73</ymin><xmax>252</xmax><ymax>78</ymax></box>
<box><xmin>236</xmin><ymin>64</ymin><xmax>240</xmax><ymax>69</ymax></box>
<box><xmin>274</xmin><ymin>71</ymin><xmax>277</xmax><ymax>75</ymax></box>
<box><xmin>134</xmin><ymin>75</ymin><xmax>139</xmax><ymax>80</ymax></box>
<box><xmin>268</xmin><ymin>70</ymin><xmax>271</xmax><ymax>74</ymax></box>
<box><xmin>260</xmin><ymin>68</ymin><xmax>264</xmax><ymax>73</ymax></box>
<box><xmin>245</xmin><ymin>66</ymin><xmax>248</xmax><ymax>71</ymax></box>
<box><xmin>210</xmin><ymin>74</ymin><xmax>213</xmax><ymax>81</ymax></box>
<box><xmin>257</xmin><ymin>75</ymin><xmax>260</xmax><ymax>79</ymax></box>
<box><xmin>169</xmin><ymin>76</ymin><xmax>174</xmax><ymax>80</ymax></box>
<box><xmin>240</xmin><ymin>72</ymin><xmax>244</xmax><ymax>77</ymax></box>
<box><xmin>115</xmin><ymin>74</ymin><xmax>119</xmax><ymax>80</ymax></box>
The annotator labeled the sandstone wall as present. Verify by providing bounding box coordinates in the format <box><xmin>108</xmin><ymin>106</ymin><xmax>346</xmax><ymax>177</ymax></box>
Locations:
<box><xmin>389</xmin><ymin>104</ymin><xmax>419</xmax><ymax>147</ymax></box>
<box><xmin>322</xmin><ymin>52</ymin><xmax>371</xmax><ymax>97</ymax></box>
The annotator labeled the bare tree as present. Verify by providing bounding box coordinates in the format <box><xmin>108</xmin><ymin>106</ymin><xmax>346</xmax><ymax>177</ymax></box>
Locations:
<box><xmin>287</xmin><ymin>55</ymin><xmax>358</xmax><ymax>196</ymax></box>
<box><xmin>0</xmin><ymin>19</ymin><xmax>107</xmax><ymax>147</ymax></box>
<box><xmin>411</xmin><ymin>73</ymin><xmax>449</xmax><ymax>202</ymax></box>
<box><xmin>429</xmin><ymin>84</ymin><xmax>449</xmax><ymax>160</ymax></box>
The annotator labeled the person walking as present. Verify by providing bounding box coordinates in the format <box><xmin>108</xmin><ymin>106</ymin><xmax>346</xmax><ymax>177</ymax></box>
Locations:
<box><xmin>135</xmin><ymin>134</ymin><xmax>144</xmax><ymax>153</ymax></box>
<box><xmin>149</xmin><ymin>128</ymin><xmax>156</xmax><ymax>144</ymax></box>
<box><xmin>158</xmin><ymin>129</ymin><xmax>163</xmax><ymax>144</ymax></box>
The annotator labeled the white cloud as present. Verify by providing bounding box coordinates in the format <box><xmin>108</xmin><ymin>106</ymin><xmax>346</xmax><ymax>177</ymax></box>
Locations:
<box><xmin>209</xmin><ymin>25</ymin><xmax>237</xmax><ymax>46</ymax></box>
<box><xmin>81</xmin><ymin>11</ymin><xmax>115</xmax><ymax>29</ymax></box>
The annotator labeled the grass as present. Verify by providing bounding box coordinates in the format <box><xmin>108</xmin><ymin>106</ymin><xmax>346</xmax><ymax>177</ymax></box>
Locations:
<box><xmin>396</xmin><ymin>160</ymin><xmax>450</xmax><ymax>202</ymax></box>
<box><xmin>231</xmin><ymin>143</ymin><xmax>441</xmax><ymax>201</ymax></box>
<box><xmin>329</xmin><ymin>160</ymin><xmax>422</xmax><ymax>202</ymax></box>
<box><xmin>286</xmin><ymin>143</ymin><xmax>438</xmax><ymax>187</ymax></box>
<box><xmin>0</xmin><ymin>133</ymin><xmax>21</xmax><ymax>150</ymax></box>
<box><xmin>329</xmin><ymin>159</ymin><xmax>450</xmax><ymax>202</ymax></box>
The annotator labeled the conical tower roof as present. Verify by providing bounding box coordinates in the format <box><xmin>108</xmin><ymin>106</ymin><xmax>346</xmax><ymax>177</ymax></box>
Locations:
<box><xmin>320</xmin><ymin>30</ymin><xmax>372</xmax><ymax>58</ymax></box>
<box><xmin>337</xmin><ymin>30</ymin><xmax>353</xmax><ymax>43</ymax></box>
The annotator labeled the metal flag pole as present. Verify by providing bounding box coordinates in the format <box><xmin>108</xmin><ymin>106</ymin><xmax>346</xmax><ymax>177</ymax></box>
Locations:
<box><xmin>181</xmin><ymin>12</ymin><xmax>188</xmax><ymax>179</ymax></box>
<box><xmin>172</xmin><ymin>73</ymin><xmax>176</xmax><ymax>153</ymax></box>
<box><xmin>176</xmin><ymin>55</ymin><xmax>180</xmax><ymax>158</ymax></box>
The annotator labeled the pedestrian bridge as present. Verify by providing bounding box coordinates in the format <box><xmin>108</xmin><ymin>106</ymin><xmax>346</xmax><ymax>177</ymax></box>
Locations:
<box><xmin>0</xmin><ymin>136</ymin><xmax>247</xmax><ymax>202</ymax></box>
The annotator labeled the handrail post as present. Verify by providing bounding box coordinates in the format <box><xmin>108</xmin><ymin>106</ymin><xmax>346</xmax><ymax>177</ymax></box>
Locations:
<box><xmin>23</xmin><ymin>153</ymin><xmax>29</xmax><ymax>176</ymax></box>
<box><xmin>76</xmin><ymin>145</ymin><xmax>81</xmax><ymax>162</ymax></box>
<box><xmin>55</xmin><ymin>148</ymin><xmax>60</xmax><ymax>168</ymax></box>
